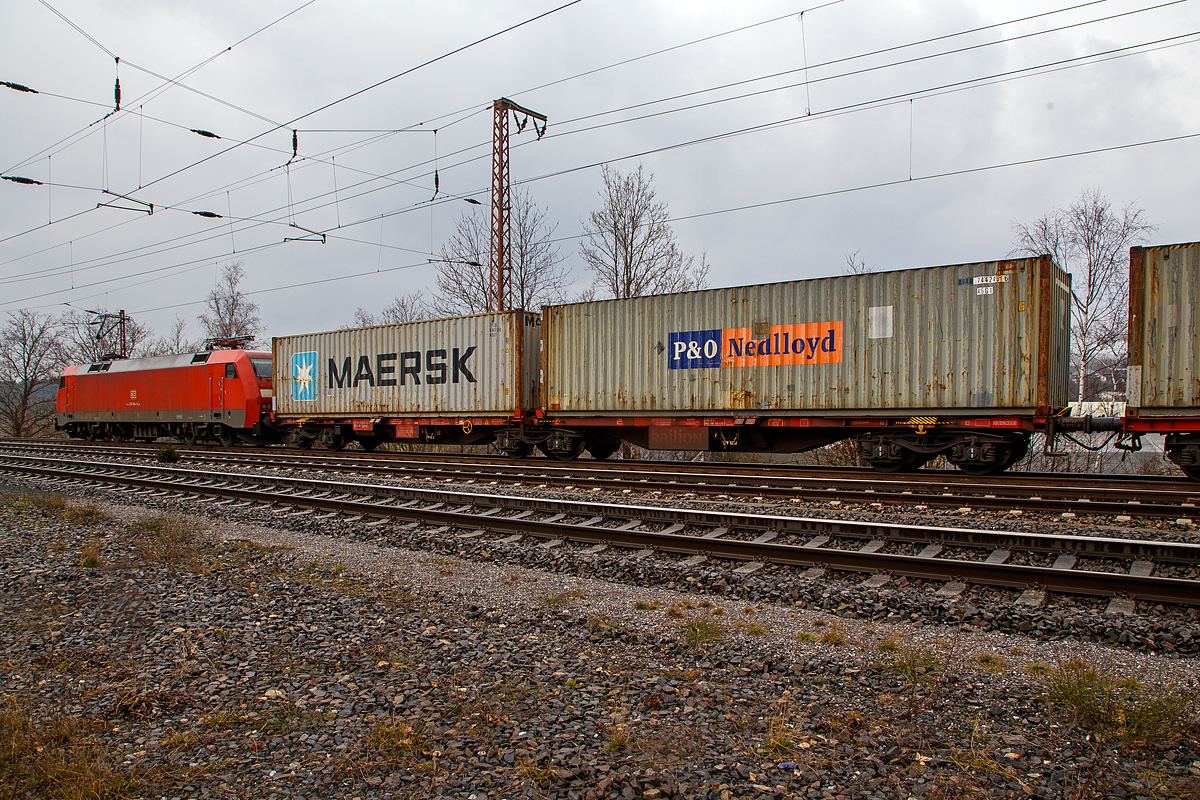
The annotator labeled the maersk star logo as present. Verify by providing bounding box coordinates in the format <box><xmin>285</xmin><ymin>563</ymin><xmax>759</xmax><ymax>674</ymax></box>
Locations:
<box><xmin>291</xmin><ymin>351</ymin><xmax>317</xmax><ymax>402</ymax></box>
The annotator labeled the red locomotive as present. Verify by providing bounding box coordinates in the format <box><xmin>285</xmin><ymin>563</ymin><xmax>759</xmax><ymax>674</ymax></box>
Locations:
<box><xmin>56</xmin><ymin>347</ymin><xmax>274</xmax><ymax>446</ymax></box>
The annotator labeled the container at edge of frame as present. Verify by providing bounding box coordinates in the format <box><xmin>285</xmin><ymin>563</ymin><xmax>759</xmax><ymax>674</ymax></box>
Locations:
<box><xmin>1127</xmin><ymin>242</ymin><xmax>1200</xmax><ymax>414</ymax></box>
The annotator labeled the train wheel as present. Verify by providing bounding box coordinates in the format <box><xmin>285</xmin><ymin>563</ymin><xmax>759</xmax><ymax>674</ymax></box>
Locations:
<box><xmin>285</xmin><ymin>430</ymin><xmax>314</xmax><ymax>450</ymax></box>
<box><xmin>110</xmin><ymin>425</ymin><xmax>128</xmax><ymax>443</ymax></box>
<box><xmin>182</xmin><ymin>424</ymin><xmax>198</xmax><ymax>446</ymax></box>
<box><xmin>550</xmin><ymin>441</ymin><xmax>585</xmax><ymax>461</ymax></box>
<box><xmin>83</xmin><ymin>425</ymin><xmax>98</xmax><ymax>441</ymax></box>
<box><xmin>217</xmin><ymin>425</ymin><xmax>236</xmax><ymax>447</ymax></box>
<box><xmin>502</xmin><ymin>441</ymin><xmax>533</xmax><ymax>458</ymax></box>
<box><xmin>1181</xmin><ymin>464</ymin><xmax>1200</xmax><ymax>481</ymax></box>
<box><xmin>318</xmin><ymin>431</ymin><xmax>344</xmax><ymax>451</ymax></box>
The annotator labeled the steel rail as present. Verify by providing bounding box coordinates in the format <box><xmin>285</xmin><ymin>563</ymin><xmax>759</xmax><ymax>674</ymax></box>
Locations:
<box><xmin>6</xmin><ymin>439</ymin><xmax>1196</xmax><ymax>491</ymax></box>
<box><xmin>7</xmin><ymin>451</ymin><xmax>1200</xmax><ymax>559</ymax></box>
<box><xmin>5</xmin><ymin>456</ymin><xmax>1200</xmax><ymax>605</ymax></box>
<box><xmin>4</xmin><ymin>440</ymin><xmax>1198</xmax><ymax>517</ymax></box>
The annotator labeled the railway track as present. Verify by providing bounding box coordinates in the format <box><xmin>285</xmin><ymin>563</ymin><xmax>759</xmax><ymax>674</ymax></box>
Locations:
<box><xmin>4</xmin><ymin>448</ymin><xmax>1200</xmax><ymax>606</ymax></box>
<box><xmin>4</xmin><ymin>439</ymin><xmax>1199</xmax><ymax>518</ymax></box>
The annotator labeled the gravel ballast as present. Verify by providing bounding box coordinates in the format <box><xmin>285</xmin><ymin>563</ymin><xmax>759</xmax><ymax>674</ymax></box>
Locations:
<box><xmin>3</xmin><ymin>482</ymin><xmax>1200</xmax><ymax>800</ymax></box>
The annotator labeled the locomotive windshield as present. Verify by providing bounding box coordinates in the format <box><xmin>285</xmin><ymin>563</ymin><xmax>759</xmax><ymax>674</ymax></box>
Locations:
<box><xmin>249</xmin><ymin>357</ymin><xmax>272</xmax><ymax>379</ymax></box>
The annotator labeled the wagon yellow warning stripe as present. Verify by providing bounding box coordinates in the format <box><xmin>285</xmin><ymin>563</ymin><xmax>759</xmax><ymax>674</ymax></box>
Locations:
<box><xmin>907</xmin><ymin>416</ymin><xmax>938</xmax><ymax>433</ymax></box>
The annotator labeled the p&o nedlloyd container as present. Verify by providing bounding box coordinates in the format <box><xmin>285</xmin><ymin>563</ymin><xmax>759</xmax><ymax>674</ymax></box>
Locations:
<box><xmin>542</xmin><ymin>256</ymin><xmax>1070</xmax><ymax>457</ymax></box>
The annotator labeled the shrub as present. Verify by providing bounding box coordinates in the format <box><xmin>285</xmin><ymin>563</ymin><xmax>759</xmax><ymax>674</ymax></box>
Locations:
<box><xmin>976</xmin><ymin>652</ymin><xmax>1008</xmax><ymax>673</ymax></box>
<box><xmin>80</xmin><ymin>541</ymin><xmax>101</xmax><ymax>569</ymax></box>
<box><xmin>63</xmin><ymin>504</ymin><xmax>107</xmax><ymax>525</ymax></box>
<box><xmin>679</xmin><ymin>617</ymin><xmax>726</xmax><ymax>648</ymax></box>
<box><xmin>1042</xmin><ymin>658</ymin><xmax>1197</xmax><ymax>746</ymax></box>
<box><xmin>128</xmin><ymin>515</ymin><xmax>200</xmax><ymax>568</ymax></box>
<box><xmin>820</xmin><ymin>625</ymin><xmax>848</xmax><ymax>646</ymax></box>
<box><xmin>878</xmin><ymin>643</ymin><xmax>941</xmax><ymax>684</ymax></box>
<box><xmin>155</xmin><ymin>444</ymin><xmax>181</xmax><ymax>463</ymax></box>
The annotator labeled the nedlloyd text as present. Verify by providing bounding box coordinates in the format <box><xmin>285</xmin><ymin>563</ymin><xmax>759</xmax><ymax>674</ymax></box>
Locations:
<box><xmin>668</xmin><ymin>321</ymin><xmax>843</xmax><ymax>370</ymax></box>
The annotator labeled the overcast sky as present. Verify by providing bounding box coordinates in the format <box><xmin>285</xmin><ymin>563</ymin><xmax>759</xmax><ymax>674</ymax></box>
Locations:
<box><xmin>2</xmin><ymin>0</ymin><xmax>1198</xmax><ymax>343</ymax></box>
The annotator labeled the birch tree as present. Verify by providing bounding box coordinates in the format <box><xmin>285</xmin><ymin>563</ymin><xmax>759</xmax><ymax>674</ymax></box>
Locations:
<box><xmin>198</xmin><ymin>262</ymin><xmax>262</xmax><ymax>343</ymax></box>
<box><xmin>1011</xmin><ymin>188</ymin><xmax>1154</xmax><ymax>402</ymax></box>
<box><xmin>580</xmin><ymin>164</ymin><xmax>708</xmax><ymax>299</ymax></box>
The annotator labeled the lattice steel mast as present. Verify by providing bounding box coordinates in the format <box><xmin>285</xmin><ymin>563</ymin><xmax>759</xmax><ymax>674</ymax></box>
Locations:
<box><xmin>489</xmin><ymin>98</ymin><xmax>546</xmax><ymax>312</ymax></box>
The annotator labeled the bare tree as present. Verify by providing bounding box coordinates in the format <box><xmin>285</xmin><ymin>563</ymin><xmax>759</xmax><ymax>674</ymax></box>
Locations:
<box><xmin>198</xmin><ymin>262</ymin><xmax>262</xmax><ymax>343</ymax></box>
<box><xmin>0</xmin><ymin>310</ymin><xmax>64</xmax><ymax>437</ymax></box>
<box><xmin>142</xmin><ymin>316</ymin><xmax>199</xmax><ymax>356</ymax></box>
<box><xmin>347</xmin><ymin>291</ymin><xmax>428</xmax><ymax>328</ymax></box>
<box><xmin>434</xmin><ymin>188</ymin><xmax>568</xmax><ymax>315</ymax></box>
<box><xmin>59</xmin><ymin>309</ymin><xmax>154</xmax><ymax>363</ymax></box>
<box><xmin>580</xmin><ymin>164</ymin><xmax>708</xmax><ymax>299</ymax></box>
<box><xmin>1011</xmin><ymin>188</ymin><xmax>1155</xmax><ymax>403</ymax></box>
<box><xmin>843</xmin><ymin>250</ymin><xmax>874</xmax><ymax>275</ymax></box>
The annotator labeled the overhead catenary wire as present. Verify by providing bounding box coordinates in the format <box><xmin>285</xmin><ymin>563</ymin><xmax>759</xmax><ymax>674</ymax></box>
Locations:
<box><xmin>103</xmin><ymin>127</ymin><xmax>1200</xmax><ymax>321</ymax></box>
<box><xmin>4</xmin><ymin>0</ymin><xmax>320</xmax><ymax>176</ymax></box>
<box><xmin>122</xmin><ymin>0</ymin><xmax>584</xmax><ymax>198</ymax></box>
<box><xmin>9</xmin><ymin>123</ymin><xmax>1199</xmax><ymax>314</ymax></box>
<box><xmin>8</xmin><ymin>23</ymin><xmax>1193</xmax><ymax>302</ymax></box>
<box><xmin>0</xmin><ymin>0</ymin><xmax>1139</xmax><ymax>264</ymax></box>
<box><xmin>4</xmin><ymin>1</ymin><xmax>1195</xmax><ymax>309</ymax></box>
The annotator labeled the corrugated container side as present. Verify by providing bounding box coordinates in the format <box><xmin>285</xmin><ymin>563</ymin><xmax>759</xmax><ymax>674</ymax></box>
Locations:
<box><xmin>1128</xmin><ymin>242</ymin><xmax>1200</xmax><ymax>413</ymax></box>
<box><xmin>544</xmin><ymin>258</ymin><xmax>1069</xmax><ymax>415</ymax></box>
<box><xmin>273</xmin><ymin>312</ymin><xmax>532</xmax><ymax>417</ymax></box>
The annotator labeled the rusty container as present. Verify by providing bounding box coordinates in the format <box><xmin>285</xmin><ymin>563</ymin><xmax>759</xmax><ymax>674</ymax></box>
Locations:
<box><xmin>273</xmin><ymin>312</ymin><xmax>540</xmax><ymax>417</ymax></box>
<box><xmin>1127</xmin><ymin>242</ymin><xmax>1200</xmax><ymax>414</ymax></box>
<box><xmin>543</xmin><ymin>256</ymin><xmax>1070</xmax><ymax>416</ymax></box>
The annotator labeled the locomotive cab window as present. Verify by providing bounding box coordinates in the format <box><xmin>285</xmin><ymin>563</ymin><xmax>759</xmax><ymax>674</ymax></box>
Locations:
<box><xmin>59</xmin><ymin>376</ymin><xmax>66</xmax><ymax>389</ymax></box>
<box><xmin>225</xmin><ymin>363</ymin><xmax>238</xmax><ymax>379</ymax></box>
<box><xmin>249</xmin><ymin>357</ymin><xmax>271</xmax><ymax>379</ymax></box>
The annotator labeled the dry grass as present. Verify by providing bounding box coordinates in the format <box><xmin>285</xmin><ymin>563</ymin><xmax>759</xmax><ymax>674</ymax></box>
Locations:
<box><xmin>63</xmin><ymin>504</ymin><xmax>107</xmax><ymax>525</ymax></box>
<box><xmin>819</xmin><ymin>625</ymin><xmax>848</xmax><ymax>646</ymax></box>
<box><xmin>679</xmin><ymin>617</ymin><xmax>727</xmax><ymax>649</ymax></box>
<box><xmin>739</xmin><ymin>622</ymin><xmax>769</xmax><ymax>636</ymax></box>
<box><xmin>761</xmin><ymin>699</ymin><xmax>803</xmax><ymax>755</ymax></box>
<box><xmin>878</xmin><ymin>642</ymin><xmax>941</xmax><ymax>684</ymax></box>
<box><xmin>515</xmin><ymin>757</ymin><xmax>560</xmax><ymax>787</ymax></box>
<box><xmin>80</xmin><ymin>540</ymin><xmax>101</xmax><ymax>569</ymax></box>
<box><xmin>22</xmin><ymin>493</ymin><xmax>67</xmax><ymax>513</ymax></box>
<box><xmin>1041</xmin><ymin>658</ymin><xmax>1197</xmax><ymax>746</ymax></box>
<box><xmin>541</xmin><ymin>590</ymin><xmax>586</xmax><ymax>607</ymax></box>
<box><xmin>0</xmin><ymin>697</ymin><xmax>138</xmax><ymax>799</ymax></box>
<box><xmin>587</xmin><ymin>616</ymin><xmax>620</xmax><ymax>635</ymax></box>
<box><xmin>18</xmin><ymin>492</ymin><xmax>108</xmax><ymax>525</ymax></box>
<box><xmin>632</xmin><ymin>600</ymin><xmax>660</xmax><ymax>610</ymax></box>
<box><xmin>128</xmin><ymin>515</ymin><xmax>202</xmax><ymax>569</ymax></box>
<box><xmin>975</xmin><ymin>652</ymin><xmax>1009</xmax><ymax>673</ymax></box>
<box><xmin>369</xmin><ymin>720</ymin><xmax>428</xmax><ymax>762</ymax></box>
